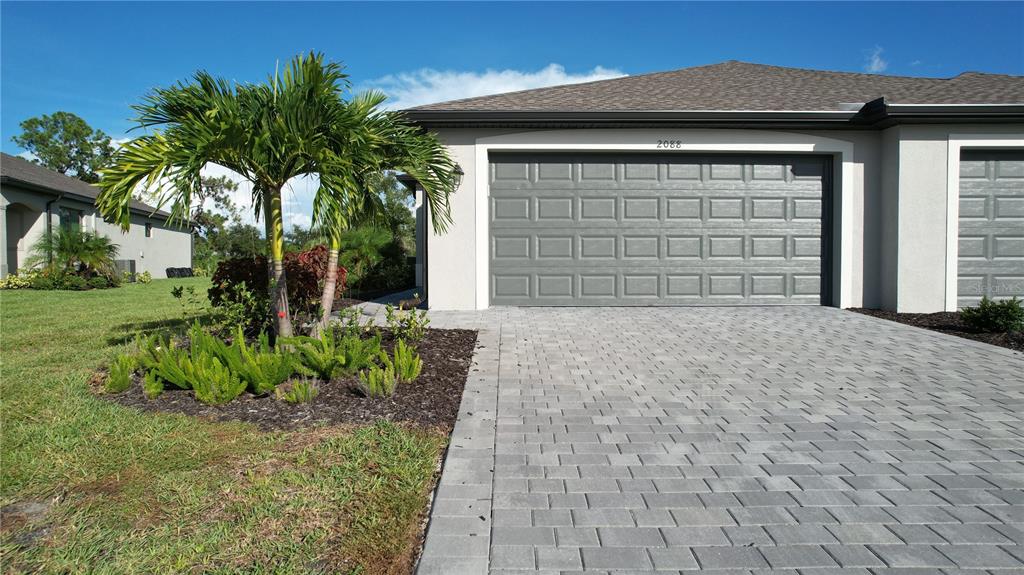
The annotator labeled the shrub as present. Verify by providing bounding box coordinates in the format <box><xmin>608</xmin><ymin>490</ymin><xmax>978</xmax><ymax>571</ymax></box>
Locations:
<box><xmin>219</xmin><ymin>328</ymin><xmax>297</xmax><ymax>395</ymax></box>
<box><xmin>357</xmin><ymin>363</ymin><xmax>397</xmax><ymax>398</ymax></box>
<box><xmin>29</xmin><ymin>273</ymin><xmax>57</xmax><ymax>290</ymax></box>
<box><xmin>210</xmin><ymin>282</ymin><xmax>270</xmax><ymax>336</ymax></box>
<box><xmin>961</xmin><ymin>296</ymin><xmax>1024</xmax><ymax>333</ymax></box>
<box><xmin>207</xmin><ymin>244</ymin><xmax>344</xmax><ymax>318</ymax></box>
<box><xmin>104</xmin><ymin>354</ymin><xmax>137</xmax><ymax>393</ymax></box>
<box><xmin>283</xmin><ymin>330</ymin><xmax>346</xmax><ymax>380</ymax></box>
<box><xmin>338</xmin><ymin>333</ymin><xmax>382</xmax><ymax>375</ymax></box>
<box><xmin>187</xmin><ymin>354</ymin><xmax>246</xmax><ymax>405</ymax></box>
<box><xmin>26</xmin><ymin>228</ymin><xmax>118</xmax><ymax>278</ymax></box>
<box><xmin>138</xmin><ymin>271</ymin><xmax>153</xmax><ymax>284</ymax></box>
<box><xmin>137</xmin><ymin>334</ymin><xmax>192</xmax><ymax>390</ymax></box>
<box><xmin>58</xmin><ymin>274</ymin><xmax>88</xmax><ymax>291</ymax></box>
<box><xmin>88</xmin><ymin>276</ymin><xmax>112</xmax><ymax>290</ymax></box>
<box><xmin>384</xmin><ymin>304</ymin><xmax>429</xmax><ymax>343</ymax></box>
<box><xmin>392</xmin><ymin>339</ymin><xmax>422</xmax><ymax>384</ymax></box>
<box><xmin>275</xmin><ymin>378</ymin><xmax>320</xmax><ymax>404</ymax></box>
<box><xmin>0</xmin><ymin>270</ymin><xmax>39</xmax><ymax>290</ymax></box>
<box><xmin>143</xmin><ymin>371</ymin><xmax>164</xmax><ymax>399</ymax></box>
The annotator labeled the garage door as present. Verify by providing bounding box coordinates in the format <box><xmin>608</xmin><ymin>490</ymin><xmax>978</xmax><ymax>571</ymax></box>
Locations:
<box><xmin>958</xmin><ymin>150</ymin><xmax>1024</xmax><ymax>308</ymax></box>
<box><xmin>489</xmin><ymin>154</ymin><xmax>831</xmax><ymax>305</ymax></box>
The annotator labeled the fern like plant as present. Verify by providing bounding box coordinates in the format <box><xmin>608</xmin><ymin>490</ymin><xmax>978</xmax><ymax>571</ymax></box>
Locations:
<box><xmin>143</xmin><ymin>371</ymin><xmax>165</xmax><ymax>399</ymax></box>
<box><xmin>275</xmin><ymin>378</ymin><xmax>320</xmax><ymax>404</ymax></box>
<box><xmin>137</xmin><ymin>334</ymin><xmax>192</xmax><ymax>389</ymax></box>
<box><xmin>357</xmin><ymin>363</ymin><xmax>397</xmax><ymax>398</ymax></box>
<box><xmin>217</xmin><ymin>328</ymin><xmax>296</xmax><ymax>394</ymax></box>
<box><xmin>337</xmin><ymin>333</ymin><xmax>382</xmax><ymax>375</ymax></box>
<box><xmin>392</xmin><ymin>339</ymin><xmax>422</xmax><ymax>384</ymax></box>
<box><xmin>282</xmin><ymin>330</ymin><xmax>345</xmax><ymax>380</ymax></box>
<box><xmin>187</xmin><ymin>354</ymin><xmax>246</xmax><ymax>405</ymax></box>
<box><xmin>105</xmin><ymin>354</ymin><xmax>137</xmax><ymax>393</ymax></box>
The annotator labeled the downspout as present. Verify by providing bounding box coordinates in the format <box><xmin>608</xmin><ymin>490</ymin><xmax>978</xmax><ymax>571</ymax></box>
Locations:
<box><xmin>43</xmin><ymin>192</ymin><xmax>65</xmax><ymax>266</ymax></box>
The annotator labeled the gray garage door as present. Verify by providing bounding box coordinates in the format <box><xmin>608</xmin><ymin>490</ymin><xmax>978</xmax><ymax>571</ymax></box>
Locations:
<box><xmin>490</xmin><ymin>154</ymin><xmax>830</xmax><ymax>306</ymax></box>
<box><xmin>958</xmin><ymin>150</ymin><xmax>1024</xmax><ymax>308</ymax></box>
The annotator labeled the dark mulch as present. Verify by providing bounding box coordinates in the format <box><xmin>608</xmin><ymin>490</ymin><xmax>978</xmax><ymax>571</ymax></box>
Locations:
<box><xmin>102</xmin><ymin>329</ymin><xmax>478</xmax><ymax>431</ymax></box>
<box><xmin>850</xmin><ymin>308</ymin><xmax>1024</xmax><ymax>353</ymax></box>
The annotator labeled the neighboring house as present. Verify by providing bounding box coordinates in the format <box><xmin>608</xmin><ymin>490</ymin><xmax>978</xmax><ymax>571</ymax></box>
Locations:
<box><xmin>0</xmin><ymin>152</ymin><xmax>192</xmax><ymax>279</ymax></box>
<box><xmin>406</xmin><ymin>61</ymin><xmax>1024</xmax><ymax>312</ymax></box>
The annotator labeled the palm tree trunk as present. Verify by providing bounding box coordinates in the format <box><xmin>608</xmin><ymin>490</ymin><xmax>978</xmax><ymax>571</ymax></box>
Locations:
<box><xmin>264</xmin><ymin>185</ymin><xmax>293</xmax><ymax>338</ymax></box>
<box><xmin>315</xmin><ymin>235</ymin><xmax>342</xmax><ymax>335</ymax></box>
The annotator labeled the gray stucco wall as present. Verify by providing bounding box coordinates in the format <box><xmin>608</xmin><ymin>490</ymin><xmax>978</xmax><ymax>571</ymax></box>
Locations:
<box><xmin>1</xmin><ymin>183</ymin><xmax>192</xmax><ymax>278</ymax></box>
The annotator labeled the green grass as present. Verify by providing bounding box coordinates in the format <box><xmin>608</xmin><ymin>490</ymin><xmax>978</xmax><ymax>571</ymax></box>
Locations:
<box><xmin>1</xmin><ymin>279</ymin><xmax>446</xmax><ymax>574</ymax></box>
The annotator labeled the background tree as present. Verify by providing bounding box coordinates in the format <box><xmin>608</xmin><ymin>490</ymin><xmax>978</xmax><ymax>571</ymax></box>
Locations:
<box><xmin>11</xmin><ymin>112</ymin><xmax>115</xmax><ymax>183</ymax></box>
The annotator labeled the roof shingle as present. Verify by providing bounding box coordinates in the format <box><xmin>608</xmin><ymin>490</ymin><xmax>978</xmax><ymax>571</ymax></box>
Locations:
<box><xmin>408</xmin><ymin>61</ymin><xmax>1024</xmax><ymax>112</ymax></box>
<box><xmin>0</xmin><ymin>152</ymin><xmax>168</xmax><ymax>217</ymax></box>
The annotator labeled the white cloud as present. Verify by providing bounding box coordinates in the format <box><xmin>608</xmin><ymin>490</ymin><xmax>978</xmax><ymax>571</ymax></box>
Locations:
<box><xmin>909</xmin><ymin>60</ymin><xmax>923</xmax><ymax>67</ymax></box>
<box><xmin>863</xmin><ymin>46</ymin><xmax>889</xmax><ymax>74</ymax></box>
<box><xmin>363</xmin><ymin>63</ymin><xmax>627</xmax><ymax>110</ymax></box>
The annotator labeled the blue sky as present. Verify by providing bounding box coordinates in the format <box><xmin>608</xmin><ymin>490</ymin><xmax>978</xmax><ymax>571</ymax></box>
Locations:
<box><xmin>2</xmin><ymin>1</ymin><xmax>1022</xmax><ymax>226</ymax></box>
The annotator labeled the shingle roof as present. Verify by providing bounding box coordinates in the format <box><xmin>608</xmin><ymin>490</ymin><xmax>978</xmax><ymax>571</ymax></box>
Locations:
<box><xmin>408</xmin><ymin>61</ymin><xmax>1024</xmax><ymax>112</ymax></box>
<box><xmin>0</xmin><ymin>152</ymin><xmax>169</xmax><ymax>217</ymax></box>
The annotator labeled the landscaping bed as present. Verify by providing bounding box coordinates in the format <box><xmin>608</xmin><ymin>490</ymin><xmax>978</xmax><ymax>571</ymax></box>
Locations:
<box><xmin>101</xmin><ymin>328</ymin><xmax>477</xmax><ymax>430</ymax></box>
<box><xmin>850</xmin><ymin>308</ymin><xmax>1024</xmax><ymax>353</ymax></box>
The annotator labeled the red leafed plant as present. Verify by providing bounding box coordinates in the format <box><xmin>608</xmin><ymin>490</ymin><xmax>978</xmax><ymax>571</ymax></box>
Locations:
<box><xmin>209</xmin><ymin>245</ymin><xmax>346</xmax><ymax>317</ymax></box>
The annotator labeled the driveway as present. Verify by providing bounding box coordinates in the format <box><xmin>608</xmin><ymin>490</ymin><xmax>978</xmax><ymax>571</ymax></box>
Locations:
<box><xmin>416</xmin><ymin>306</ymin><xmax>1024</xmax><ymax>574</ymax></box>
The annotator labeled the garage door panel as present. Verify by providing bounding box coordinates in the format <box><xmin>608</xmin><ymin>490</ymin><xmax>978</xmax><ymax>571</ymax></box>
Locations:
<box><xmin>490</xmin><ymin>154</ymin><xmax>829</xmax><ymax>305</ymax></box>
<box><xmin>957</xmin><ymin>150</ymin><xmax>1024</xmax><ymax>307</ymax></box>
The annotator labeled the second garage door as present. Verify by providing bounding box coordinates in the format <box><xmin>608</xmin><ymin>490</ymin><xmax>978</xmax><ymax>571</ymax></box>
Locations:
<box><xmin>489</xmin><ymin>153</ymin><xmax>831</xmax><ymax>305</ymax></box>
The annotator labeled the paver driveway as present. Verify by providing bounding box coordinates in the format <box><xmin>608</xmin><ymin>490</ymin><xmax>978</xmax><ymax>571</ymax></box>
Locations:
<box><xmin>415</xmin><ymin>307</ymin><xmax>1024</xmax><ymax>574</ymax></box>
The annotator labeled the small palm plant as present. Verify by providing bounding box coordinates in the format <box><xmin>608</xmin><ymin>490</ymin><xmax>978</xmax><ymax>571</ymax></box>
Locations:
<box><xmin>27</xmin><ymin>228</ymin><xmax>118</xmax><ymax>277</ymax></box>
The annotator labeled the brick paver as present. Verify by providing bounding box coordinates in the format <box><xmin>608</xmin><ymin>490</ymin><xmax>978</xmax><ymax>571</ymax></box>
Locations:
<box><xmin>414</xmin><ymin>306</ymin><xmax>1024</xmax><ymax>574</ymax></box>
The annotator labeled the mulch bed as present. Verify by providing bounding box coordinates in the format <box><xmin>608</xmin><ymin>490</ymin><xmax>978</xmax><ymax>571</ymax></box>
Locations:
<box><xmin>850</xmin><ymin>308</ymin><xmax>1024</xmax><ymax>353</ymax></box>
<box><xmin>101</xmin><ymin>329</ymin><xmax>478</xmax><ymax>431</ymax></box>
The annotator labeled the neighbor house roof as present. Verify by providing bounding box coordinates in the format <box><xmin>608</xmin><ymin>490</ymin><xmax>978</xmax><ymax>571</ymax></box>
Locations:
<box><xmin>0</xmin><ymin>152</ymin><xmax>170</xmax><ymax>218</ymax></box>
<box><xmin>405</xmin><ymin>61</ymin><xmax>1024</xmax><ymax>128</ymax></box>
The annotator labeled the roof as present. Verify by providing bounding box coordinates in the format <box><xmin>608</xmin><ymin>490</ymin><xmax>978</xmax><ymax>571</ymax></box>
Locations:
<box><xmin>405</xmin><ymin>61</ymin><xmax>1024</xmax><ymax>128</ymax></box>
<box><xmin>0</xmin><ymin>152</ymin><xmax>170</xmax><ymax>218</ymax></box>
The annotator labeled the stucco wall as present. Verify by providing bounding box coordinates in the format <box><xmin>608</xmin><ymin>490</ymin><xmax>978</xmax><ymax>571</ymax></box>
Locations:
<box><xmin>0</xmin><ymin>183</ymin><xmax>191</xmax><ymax>278</ymax></box>
<box><xmin>881</xmin><ymin>124</ymin><xmax>1024</xmax><ymax>313</ymax></box>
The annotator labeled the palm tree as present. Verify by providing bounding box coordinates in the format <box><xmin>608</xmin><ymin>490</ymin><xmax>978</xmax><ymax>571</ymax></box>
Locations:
<box><xmin>310</xmin><ymin>90</ymin><xmax>460</xmax><ymax>331</ymax></box>
<box><xmin>27</xmin><ymin>228</ymin><xmax>119</xmax><ymax>277</ymax></box>
<box><xmin>96</xmin><ymin>53</ymin><xmax>457</xmax><ymax>337</ymax></box>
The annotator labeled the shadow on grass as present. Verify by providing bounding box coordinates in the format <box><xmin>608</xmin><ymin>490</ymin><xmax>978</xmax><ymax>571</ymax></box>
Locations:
<box><xmin>106</xmin><ymin>314</ymin><xmax>215</xmax><ymax>346</ymax></box>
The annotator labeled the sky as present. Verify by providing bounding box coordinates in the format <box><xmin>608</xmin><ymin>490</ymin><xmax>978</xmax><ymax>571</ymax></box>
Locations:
<box><xmin>3</xmin><ymin>1</ymin><xmax>1023</xmax><ymax>228</ymax></box>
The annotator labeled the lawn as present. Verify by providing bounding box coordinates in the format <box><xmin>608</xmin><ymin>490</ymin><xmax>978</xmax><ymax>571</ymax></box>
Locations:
<box><xmin>1</xmin><ymin>278</ymin><xmax>446</xmax><ymax>574</ymax></box>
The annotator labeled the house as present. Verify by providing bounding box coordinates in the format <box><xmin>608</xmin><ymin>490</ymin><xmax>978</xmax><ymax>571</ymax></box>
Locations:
<box><xmin>1</xmin><ymin>152</ymin><xmax>192</xmax><ymax>279</ymax></box>
<box><xmin>405</xmin><ymin>61</ymin><xmax>1024</xmax><ymax>312</ymax></box>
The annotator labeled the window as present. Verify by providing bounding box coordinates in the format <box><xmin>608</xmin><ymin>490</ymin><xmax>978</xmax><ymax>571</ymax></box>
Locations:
<box><xmin>145</xmin><ymin>223</ymin><xmax>153</xmax><ymax>238</ymax></box>
<box><xmin>58</xmin><ymin>207</ymin><xmax>83</xmax><ymax>232</ymax></box>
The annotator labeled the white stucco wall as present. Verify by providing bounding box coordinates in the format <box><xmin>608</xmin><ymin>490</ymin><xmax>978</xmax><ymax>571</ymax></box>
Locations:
<box><xmin>0</xmin><ymin>183</ymin><xmax>192</xmax><ymax>278</ymax></box>
<box><xmin>880</xmin><ymin>124</ymin><xmax>1024</xmax><ymax>313</ymax></box>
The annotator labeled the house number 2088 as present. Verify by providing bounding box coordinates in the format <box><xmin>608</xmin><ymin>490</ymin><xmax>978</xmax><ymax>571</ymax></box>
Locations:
<box><xmin>657</xmin><ymin>139</ymin><xmax>682</xmax><ymax>149</ymax></box>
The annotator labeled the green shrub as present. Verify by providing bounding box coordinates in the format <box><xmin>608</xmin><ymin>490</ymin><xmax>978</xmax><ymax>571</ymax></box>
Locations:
<box><xmin>143</xmin><ymin>371</ymin><xmax>164</xmax><ymax>399</ymax></box>
<box><xmin>338</xmin><ymin>333</ymin><xmax>382</xmax><ymax>375</ymax></box>
<box><xmin>88</xmin><ymin>276</ymin><xmax>112</xmax><ymax>290</ymax></box>
<box><xmin>29</xmin><ymin>274</ymin><xmax>57</xmax><ymax>290</ymax></box>
<box><xmin>104</xmin><ymin>354</ymin><xmax>137</xmax><ymax>393</ymax></box>
<box><xmin>58</xmin><ymin>274</ymin><xmax>88</xmax><ymax>291</ymax></box>
<box><xmin>283</xmin><ymin>331</ymin><xmax>345</xmax><ymax>380</ymax></box>
<box><xmin>357</xmin><ymin>363</ymin><xmax>397</xmax><ymax>398</ymax></box>
<box><xmin>209</xmin><ymin>282</ymin><xmax>270</xmax><ymax>336</ymax></box>
<box><xmin>961</xmin><ymin>296</ymin><xmax>1024</xmax><ymax>333</ymax></box>
<box><xmin>384</xmin><ymin>304</ymin><xmax>429</xmax><ymax>343</ymax></box>
<box><xmin>187</xmin><ymin>354</ymin><xmax>246</xmax><ymax>405</ymax></box>
<box><xmin>220</xmin><ymin>328</ymin><xmax>296</xmax><ymax>394</ymax></box>
<box><xmin>275</xmin><ymin>378</ymin><xmax>320</xmax><ymax>404</ymax></box>
<box><xmin>138</xmin><ymin>271</ymin><xmax>153</xmax><ymax>284</ymax></box>
<box><xmin>392</xmin><ymin>339</ymin><xmax>422</xmax><ymax>384</ymax></box>
<box><xmin>137</xmin><ymin>334</ymin><xmax>192</xmax><ymax>390</ymax></box>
